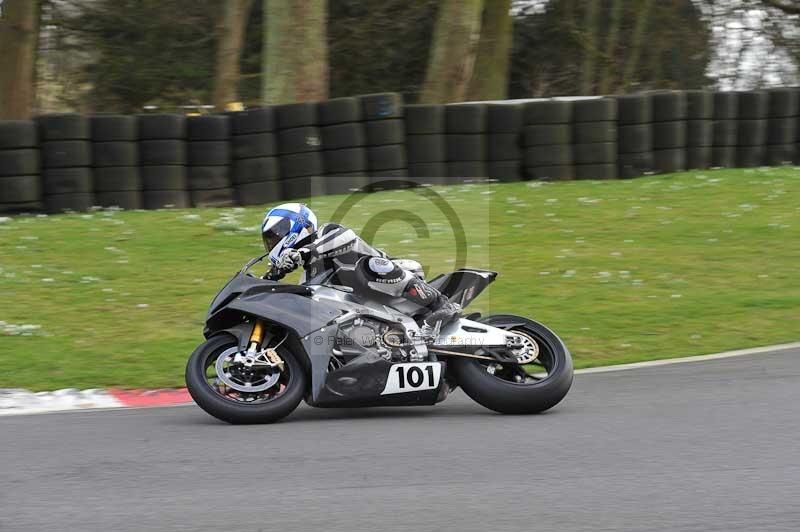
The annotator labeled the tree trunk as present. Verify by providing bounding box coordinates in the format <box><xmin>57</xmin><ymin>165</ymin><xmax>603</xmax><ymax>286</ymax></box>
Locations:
<box><xmin>579</xmin><ymin>1</ymin><xmax>600</xmax><ymax>95</ymax></box>
<box><xmin>621</xmin><ymin>0</ymin><xmax>654</xmax><ymax>92</ymax></box>
<box><xmin>262</xmin><ymin>0</ymin><xmax>328</xmax><ymax>104</ymax></box>
<box><xmin>598</xmin><ymin>0</ymin><xmax>624</xmax><ymax>95</ymax></box>
<box><xmin>466</xmin><ymin>0</ymin><xmax>512</xmax><ymax>101</ymax></box>
<box><xmin>0</xmin><ymin>0</ymin><xmax>40</xmax><ymax>119</ymax></box>
<box><xmin>420</xmin><ymin>0</ymin><xmax>484</xmax><ymax>104</ymax></box>
<box><xmin>213</xmin><ymin>0</ymin><xmax>255</xmax><ymax>111</ymax></box>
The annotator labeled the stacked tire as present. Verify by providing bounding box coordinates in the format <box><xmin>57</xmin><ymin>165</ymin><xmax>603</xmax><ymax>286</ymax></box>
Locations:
<box><xmin>91</xmin><ymin>115</ymin><xmax>141</xmax><ymax>210</ymax></box>
<box><xmin>685</xmin><ymin>91</ymin><xmax>714</xmax><ymax>170</ymax></box>
<box><xmin>0</xmin><ymin>121</ymin><xmax>41</xmax><ymax>214</ymax></box>
<box><xmin>571</xmin><ymin>98</ymin><xmax>617</xmax><ymax>179</ymax></box>
<box><xmin>651</xmin><ymin>91</ymin><xmax>687</xmax><ymax>173</ymax></box>
<box><xmin>523</xmin><ymin>100</ymin><xmax>573</xmax><ymax>180</ymax></box>
<box><xmin>736</xmin><ymin>91</ymin><xmax>769</xmax><ymax>168</ymax></box>
<box><xmin>318</xmin><ymin>97</ymin><xmax>369</xmax><ymax>194</ymax></box>
<box><xmin>276</xmin><ymin>103</ymin><xmax>325</xmax><ymax>200</ymax></box>
<box><xmin>138</xmin><ymin>114</ymin><xmax>190</xmax><ymax>209</ymax></box>
<box><xmin>712</xmin><ymin>92</ymin><xmax>738</xmax><ymax>168</ymax></box>
<box><xmin>405</xmin><ymin>104</ymin><xmax>447</xmax><ymax>185</ymax></box>
<box><xmin>38</xmin><ymin>114</ymin><xmax>94</xmax><ymax>213</ymax></box>
<box><xmin>486</xmin><ymin>103</ymin><xmax>524</xmax><ymax>182</ymax></box>
<box><xmin>765</xmin><ymin>88</ymin><xmax>798</xmax><ymax>166</ymax></box>
<box><xmin>445</xmin><ymin>104</ymin><xmax>487</xmax><ymax>183</ymax></box>
<box><xmin>360</xmin><ymin>93</ymin><xmax>408</xmax><ymax>189</ymax></box>
<box><xmin>230</xmin><ymin>107</ymin><xmax>281</xmax><ymax>206</ymax></box>
<box><xmin>616</xmin><ymin>94</ymin><xmax>653</xmax><ymax>178</ymax></box>
<box><xmin>187</xmin><ymin>115</ymin><xmax>235</xmax><ymax>207</ymax></box>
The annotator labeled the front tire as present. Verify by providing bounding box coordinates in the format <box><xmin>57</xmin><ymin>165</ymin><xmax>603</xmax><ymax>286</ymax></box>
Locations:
<box><xmin>450</xmin><ymin>315</ymin><xmax>573</xmax><ymax>414</ymax></box>
<box><xmin>185</xmin><ymin>334</ymin><xmax>307</xmax><ymax>424</ymax></box>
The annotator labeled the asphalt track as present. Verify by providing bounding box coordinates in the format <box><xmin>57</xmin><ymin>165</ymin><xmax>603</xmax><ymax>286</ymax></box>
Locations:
<box><xmin>2</xmin><ymin>347</ymin><xmax>799</xmax><ymax>532</ymax></box>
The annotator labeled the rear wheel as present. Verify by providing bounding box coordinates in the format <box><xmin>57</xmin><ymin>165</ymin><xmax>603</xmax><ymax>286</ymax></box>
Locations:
<box><xmin>185</xmin><ymin>334</ymin><xmax>307</xmax><ymax>424</ymax></box>
<box><xmin>450</xmin><ymin>315</ymin><xmax>573</xmax><ymax>414</ymax></box>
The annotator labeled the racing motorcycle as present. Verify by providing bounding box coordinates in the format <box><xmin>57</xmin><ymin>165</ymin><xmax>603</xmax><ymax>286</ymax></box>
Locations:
<box><xmin>186</xmin><ymin>255</ymin><xmax>573</xmax><ymax>424</ymax></box>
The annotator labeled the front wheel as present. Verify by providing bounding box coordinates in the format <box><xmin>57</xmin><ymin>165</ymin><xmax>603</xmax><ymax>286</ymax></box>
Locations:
<box><xmin>185</xmin><ymin>334</ymin><xmax>307</xmax><ymax>424</ymax></box>
<box><xmin>450</xmin><ymin>315</ymin><xmax>573</xmax><ymax>414</ymax></box>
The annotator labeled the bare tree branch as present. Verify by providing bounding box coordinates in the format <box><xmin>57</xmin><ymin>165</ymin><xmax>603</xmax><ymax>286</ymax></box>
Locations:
<box><xmin>761</xmin><ymin>0</ymin><xmax>800</xmax><ymax>14</ymax></box>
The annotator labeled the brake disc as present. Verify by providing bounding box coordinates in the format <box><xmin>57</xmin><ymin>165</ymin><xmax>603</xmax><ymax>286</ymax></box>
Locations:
<box><xmin>511</xmin><ymin>331</ymin><xmax>540</xmax><ymax>364</ymax></box>
<box><xmin>215</xmin><ymin>347</ymin><xmax>281</xmax><ymax>393</ymax></box>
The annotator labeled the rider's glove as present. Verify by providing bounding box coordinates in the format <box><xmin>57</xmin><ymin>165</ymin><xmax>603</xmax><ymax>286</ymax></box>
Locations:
<box><xmin>276</xmin><ymin>248</ymin><xmax>303</xmax><ymax>273</ymax></box>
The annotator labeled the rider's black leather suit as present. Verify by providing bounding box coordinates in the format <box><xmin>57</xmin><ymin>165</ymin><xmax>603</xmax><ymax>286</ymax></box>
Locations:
<box><xmin>267</xmin><ymin>223</ymin><xmax>460</xmax><ymax>327</ymax></box>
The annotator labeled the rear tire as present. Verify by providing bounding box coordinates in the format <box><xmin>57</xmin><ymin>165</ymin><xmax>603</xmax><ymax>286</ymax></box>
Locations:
<box><xmin>186</xmin><ymin>334</ymin><xmax>307</xmax><ymax>424</ymax></box>
<box><xmin>451</xmin><ymin>315</ymin><xmax>573</xmax><ymax>414</ymax></box>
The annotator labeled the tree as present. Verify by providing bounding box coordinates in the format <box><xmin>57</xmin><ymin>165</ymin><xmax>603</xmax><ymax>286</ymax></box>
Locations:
<box><xmin>420</xmin><ymin>0</ymin><xmax>484</xmax><ymax>103</ymax></box>
<box><xmin>510</xmin><ymin>0</ymin><xmax>711</xmax><ymax>97</ymax></box>
<box><xmin>699</xmin><ymin>0</ymin><xmax>800</xmax><ymax>89</ymax></box>
<box><xmin>63</xmin><ymin>0</ymin><xmax>218</xmax><ymax>113</ymax></box>
<box><xmin>580</xmin><ymin>0</ymin><xmax>601</xmax><ymax>94</ymax></box>
<box><xmin>620</xmin><ymin>0</ymin><xmax>655</xmax><ymax>91</ymax></box>
<box><xmin>262</xmin><ymin>0</ymin><xmax>328</xmax><ymax>104</ymax></box>
<box><xmin>213</xmin><ymin>0</ymin><xmax>255</xmax><ymax>110</ymax></box>
<box><xmin>328</xmin><ymin>0</ymin><xmax>438</xmax><ymax>100</ymax></box>
<box><xmin>466</xmin><ymin>0</ymin><xmax>514</xmax><ymax>101</ymax></box>
<box><xmin>761</xmin><ymin>0</ymin><xmax>800</xmax><ymax>13</ymax></box>
<box><xmin>0</xmin><ymin>0</ymin><xmax>40</xmax><ymax>119</ymax></box>
<box><xmin>598</xmin><ymin>0</ymin><xmax>625</xmax><ymax>94</ymax></box>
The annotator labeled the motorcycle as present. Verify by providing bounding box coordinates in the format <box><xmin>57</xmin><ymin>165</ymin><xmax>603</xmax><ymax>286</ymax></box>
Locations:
<box><xmin>186</xmin><ymin>254</ymin><xmax>573</xmax><ymax>424</ymax></box>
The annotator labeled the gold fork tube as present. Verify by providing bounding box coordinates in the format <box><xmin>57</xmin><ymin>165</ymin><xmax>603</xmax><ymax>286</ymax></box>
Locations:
<box><xmin>247</xmin><ymin>320</ymin><xmax>265</xmax><ymax>352</ymax></box>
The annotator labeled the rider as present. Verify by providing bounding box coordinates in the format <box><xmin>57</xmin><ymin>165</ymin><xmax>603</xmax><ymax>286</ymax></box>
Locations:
<box><xmin>260</xmin><ymin>203</ymin><xmax>461</xmax><ymax>340</ymax></box>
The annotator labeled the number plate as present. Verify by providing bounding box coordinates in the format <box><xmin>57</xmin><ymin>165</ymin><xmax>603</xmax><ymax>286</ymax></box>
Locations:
<box><xmin>381</xmin><ymin>363</ymin><xmax>442</xmax><ymax>395</ymax></box>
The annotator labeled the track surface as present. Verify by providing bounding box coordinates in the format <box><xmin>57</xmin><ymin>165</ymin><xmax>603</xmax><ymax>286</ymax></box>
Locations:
<box><xmin>2</xmin><ymin>348</ymin><xmax>799</xmax><ymax>532</ymax></box>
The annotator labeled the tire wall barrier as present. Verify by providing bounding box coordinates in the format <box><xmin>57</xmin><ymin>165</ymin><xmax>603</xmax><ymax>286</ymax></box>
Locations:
<box><xmin>318</xmin><ymin>97</ymin><xmax>369</xmax><ymax>195</ymax></box>
<box><xmin>445</xmin><ymin>103</ymin><xmax>488</xmax><ymax>185</ymax></box>
<box><xmin>138</xmin><ymin>114</ymin><xmax>190</xmax><ymax>209</ymax></box>
<box><xmin>187</xmin><ymin>115</ymin><xmax>235</xmax><ymax>208</ymax></box>
<box><xmin>487</xmin><ymin>103</ymin><xmax>524</xmax><ymax>183</ymax></box>
<box><xmin>766</xmin><ymin>88</ymin><xmax>798</xmax><ymax>166</ymax></box>
<box><xmin>361</xmin><ymin>93</ymin><xmax>407</xmax><ymax>190</ymax></box>
<box><xmin>275</xmin><ymin>102</ymin><xmax>325</xmax><ymax>200</ymax></box>
<box><xmin>617</xmin><ymin>94</ymin><xmax>653</xmax><ymax>178</ymax></box>
<box><xmin>572</xmin><ymin>98</ymin><xmax>618</xmax><ymax>179</ymax></box>
<box><xmin>523</xmin><ymin>100</ymin><xmax>574</xmax><ymax>180</ymax></box>
<box><xmin>0</xmin><ymin>120</ymin><xmax>42</xmax><ymax>213</ymax></box>
<box><xmin>1</xmin><ymin>88</ymin><xmax>799</xmax><ymax>214</ymax></box>
<box><xmin>651</xmin><ymin>91</ymin><xmax>688</xmax><ymax>173</ymax></box>
<box><xmin>406</xmin><ymin>104</ymin><xmax>448</xmax><ymax>186</ymax></box>
<box><xmin>736</xmin><ymin>91</ymin><xmax>769</xmax><ymax>168</ymax></box>
<box><xmin>230</xmin><ymin>106</ymin><xmax>280</xmax><ymax>206</ymax></box>
<box><xmin>92</xmin><ymin>115</ymin><xmax>141</xmax><ymax>210</ymax></box>
<box><xmin>686</xmin><ymin>90</ymin><xmax>713</xmax><ymax>170</ymax></box>
<box><xmin>39</xmin><ymin>114</ymin><xmax>93</xmax><ymax>213</ymax></box>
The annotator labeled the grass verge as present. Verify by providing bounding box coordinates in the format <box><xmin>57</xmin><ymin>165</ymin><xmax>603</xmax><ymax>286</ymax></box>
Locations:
<box><xmin>1</xmin><ymin>168</ymin><xmax>798</xmax><ymax>390</ymax></box>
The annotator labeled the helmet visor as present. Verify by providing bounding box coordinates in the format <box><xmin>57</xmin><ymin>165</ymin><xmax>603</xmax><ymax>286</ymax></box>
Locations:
<box><xmin>262</xmin><ymin>218</ymin><xmax>292</xmax><ymax>254</ymax></box>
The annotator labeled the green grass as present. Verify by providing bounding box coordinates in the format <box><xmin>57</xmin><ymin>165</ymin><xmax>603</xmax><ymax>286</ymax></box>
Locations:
<box><xmin>1</xmin><ymin>168</ymin><xmax>799</xmax><ymax>390</ymax></box>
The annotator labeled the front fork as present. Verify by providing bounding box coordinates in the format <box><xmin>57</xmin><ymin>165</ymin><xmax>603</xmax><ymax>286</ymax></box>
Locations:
<box><xmin>246</xmin><ymin>320</ymin><xmax>266</xmax><ymax>354</ymax></box>
<box><xmin>241</xmin><ymin>320</ymin><xmax>285</xmax><ymax>371</ymax></box>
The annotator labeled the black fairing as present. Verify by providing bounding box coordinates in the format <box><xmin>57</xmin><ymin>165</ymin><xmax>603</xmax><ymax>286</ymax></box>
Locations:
<box><xmin>312</xmin><ymin>354</ymin><xmax>446</xmax><ymax>408</ymax></box>
<box><xmin>428</xmin><ymin>268</ymin><xmax>497</xmax><ymax>307</ymax></box>
<box><xmin>204</xmin><ymin>273</ymin><xmax>339</xmax><ymax>338</ymax></box>
<box><xmin>298</xmin><ymin>325</ymin><xmax>448</xmax><ymax>406</ymax></box>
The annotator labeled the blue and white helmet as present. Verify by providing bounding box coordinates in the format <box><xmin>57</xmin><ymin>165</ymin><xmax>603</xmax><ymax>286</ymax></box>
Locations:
<box><xmin>261</xmin><ymin>203</ymin><xmax>318</xmax><ymax>265</ymax></box>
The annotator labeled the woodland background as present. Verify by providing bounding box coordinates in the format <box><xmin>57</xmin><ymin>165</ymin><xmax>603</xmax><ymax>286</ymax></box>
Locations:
<box><xmin>1</xmin><ymin>0</ymin><xmax>800</xmax><ymax>118</ymax></box>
